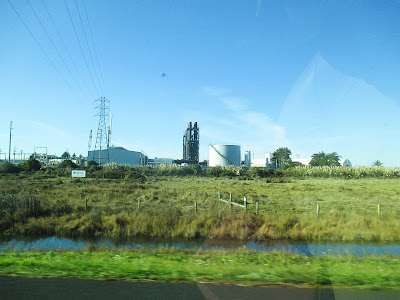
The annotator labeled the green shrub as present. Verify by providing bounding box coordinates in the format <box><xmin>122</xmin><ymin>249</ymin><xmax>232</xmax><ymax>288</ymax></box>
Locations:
<box><xmin>247</xmin><ymin>167</ymin><xmax>278</xmax><ymax>178</ymax></box>
<box><xmin>23</xmin><ymin>158</ymin><xmax>41</xmax><ymax>172</ymax></box>
<box><xmin>0</xmin><ymin>162</ymin><xmax>20</xmax><ymax>174</ymax></box>
<box><xmin>87</xmin><ymin>160</ymin><xmax>99</xmax><ymax>168</ymax></box>
<box><xmin>283</xmin><ymin>166</ymin><xmax>400</xmax><ymax>178</ymax></box>
<box><xmin>57</xmin><ymin>160</ymin><xmax>78</xmax><ymax>169</ymax></box>
<box><xmin>124</xmin><ymin>169</ymin><xmax>146</xmax><ymax>182</ymax></box>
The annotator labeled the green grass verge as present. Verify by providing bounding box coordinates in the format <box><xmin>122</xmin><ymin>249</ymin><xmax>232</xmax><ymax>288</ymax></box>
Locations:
<box><xmin>0</xmin><ymin>249</ymin><xmax>399</xmax><ymax>290</ymax></box>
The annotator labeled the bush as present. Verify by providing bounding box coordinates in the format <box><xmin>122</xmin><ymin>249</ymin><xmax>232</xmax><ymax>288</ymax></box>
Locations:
<box><xmin>247</xmin><ymin>167</ymin><xmax>277</xmax><ymax>178</ymax></box>
<box><xmin>23</xmin><ymin>158</ymin><xmax>41</xmax><ymax>172</ymax></box>
<box><xmin>282</xmin><ymin>166</ymin><xmax>400</xmax><ymax>178</ymax></box>
<box><xmin>124</xmin><ymin>169</ymin><xmax>146</xmax><ymax>182</ymax></box>
<box><xmin>102</xmin><ymin>163</ymin><xmax>128</xmax><ymax>179</ymax></box>
<box><xmin>87</xmin><ymin>160</ymin><xmax>99</xmax><ymax>168</ymax></box>
<box><xmin>0</xmin><ymin>162</ymin><xmax>20</xmax><ymax>174</ymax></box>
<box><xmin>57</xmin><ymin>160</ymin><xmax>78</xmax><ymax>169</ymax></box>
<box><xmin>206</xmin><ymin>166</ymin><xmax>224</xmax><ymax>177</ymax></box>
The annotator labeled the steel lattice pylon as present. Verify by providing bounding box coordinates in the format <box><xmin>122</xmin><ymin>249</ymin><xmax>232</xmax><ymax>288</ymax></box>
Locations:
<box><xmin>94</xmin><ymin>97</ymin><xmax>110</xmax><ymax>165</ymax></box>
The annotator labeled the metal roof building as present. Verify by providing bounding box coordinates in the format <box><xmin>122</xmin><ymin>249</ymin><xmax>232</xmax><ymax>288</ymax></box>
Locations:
<box><xmin>88</xmin><ymin>147</ymin><xmax>147</xmax><ymax>166</ymax></box>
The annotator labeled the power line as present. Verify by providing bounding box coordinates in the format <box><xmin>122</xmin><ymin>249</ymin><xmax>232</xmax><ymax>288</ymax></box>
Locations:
<box><xmin>82</xmin><ymin>0</ymin><xmax>106</xmax><ymax>92</ymax></box>
<box><xmin>7</xmin><ymin>0</ymin><xmax>80</xmax><ymax>99</ymax></box>
<box><xmin>64</xmin><ymin>0</ymin><xmax>100</xmax><ymax>97</ymax></box>
<box><xmin>41</xmin><ymin>0</ymin><xmax>95</xmax><ymax>99</ymax></box>
<box><xmin>27</xmin><ymin>0</ymin><xmax>89</xmax><ymax>101</ymax></box>
<box><xmin>74</xmin><ymin>0</ymin><xmax>103</xmax><ymax>95</ymax></box>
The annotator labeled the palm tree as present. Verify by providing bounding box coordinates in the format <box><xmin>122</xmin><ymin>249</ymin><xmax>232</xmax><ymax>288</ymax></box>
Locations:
<box><xmin>310</xmin><ymin>152</ymin><xmax>340</xmax><ymax>166</ymax></box>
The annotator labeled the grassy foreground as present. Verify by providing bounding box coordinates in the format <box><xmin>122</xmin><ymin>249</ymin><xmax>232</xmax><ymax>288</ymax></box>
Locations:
<box><xmin>0</xmin><ymin>249</ymin><xmax>399</xmax><ymax>290</ymax></box>
<box><xmin>1</xmin><ymin>176</ymin><xmax>400</xmax><ymax>241</ymax></box>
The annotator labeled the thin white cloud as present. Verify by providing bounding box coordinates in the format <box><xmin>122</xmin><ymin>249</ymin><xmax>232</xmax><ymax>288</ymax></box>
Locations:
<box><xmin>256</xmin><ymin>0</ymin><xmax>262</xmax><ymax>17</ymax></box>
<box><xmin>31</xmin><ymin>121</ymin><xmax>69</xmax><ymax>137</ymax></box>
<box><xmin>220</xmin><ymin>97</ymin><xmax>248</xmax><ymax>112</ymax></box>
<box><xmin>203</xmin><ymin>86</ymin><xmax>229</xmax><ymax>97</ymax></box>
<box><xmin>201</xmin><ymin>87</ymin><xmax>288</xmax><ymax>157</ymax></box>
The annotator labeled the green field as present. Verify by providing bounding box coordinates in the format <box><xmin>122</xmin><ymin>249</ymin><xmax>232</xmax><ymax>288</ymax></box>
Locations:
<box><xmin>0</xmin><ymin>249</ymin><xmax>399</xmax><ymax>290</ymax></box>
<box><xmin>1</xmin><ymin>174</ymin><xmax>400</xmax><ymax>241</ymax></box>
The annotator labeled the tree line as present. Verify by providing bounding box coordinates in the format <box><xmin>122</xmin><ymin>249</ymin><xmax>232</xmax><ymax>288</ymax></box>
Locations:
<box><xmin>270</xmin><ymin>147</ymin><xmax>343</xmax><ymax>168</ymax></box>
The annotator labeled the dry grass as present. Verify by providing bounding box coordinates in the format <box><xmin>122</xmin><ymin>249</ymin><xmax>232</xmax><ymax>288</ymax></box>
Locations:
<box><xmin>1</xmin><ymin>175</ymin><xmax>400</xmax><ymax>241</ymax></box>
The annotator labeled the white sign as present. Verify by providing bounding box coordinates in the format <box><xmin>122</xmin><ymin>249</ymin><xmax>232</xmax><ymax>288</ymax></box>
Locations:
<box><xmin>71</xmin><ymin>170</ymin><xmax>86</xmax><ymax>178</ymax></box>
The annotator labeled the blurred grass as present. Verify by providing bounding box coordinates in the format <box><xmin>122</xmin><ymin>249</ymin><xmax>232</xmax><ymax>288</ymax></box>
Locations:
<box><xmin>1</xmin><ymin>176</ymin><xmax>400</xmax><ymax>241</ymax></box>
<box><xmin>0</xmin><ymin>249</ymin><xmax>399</xmax><ymax>290</ymax></box>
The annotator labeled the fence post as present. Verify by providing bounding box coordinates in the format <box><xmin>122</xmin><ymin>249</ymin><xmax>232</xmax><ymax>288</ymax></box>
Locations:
<box><xmin>138</xmin><ymin>198</ymin><xmax>141</xmax><ymax>210</ymax></box>
<box><xmin>218</xmin><ymin>190</ymin><xmax>221</xmax><ymax>200</ymax></box>
<box><xmin>317</xmin><ymin>203</ymin><xmax>320</xmax><ymax>218</ymax></box>
<box><xmin>194</xmin><ymin>200</ymin><xmax>198</xmax><ymax>214</ymax></box>
<box><xmin>256</xmin><ymin>200</ymin><xmax>259</xmax><ymax>215</ymax></box>
<box><xmin>85</xmin><ymin>198</ymin><xmax>88</xmax><ymax>211</ymax></box>
<box><xmin>378</xmin><ymin>204</ymin><xmax>381</xmax><ymax>217</ymax></box>
<box><xmin>229</xmin><ymin>193</ymin><xmax>233</xmax><ymax>211</ymax></box>
<box><xmin>244</xmin><ymin>196</ymin><xmax>247</xmax><ymax>213</ymax></box>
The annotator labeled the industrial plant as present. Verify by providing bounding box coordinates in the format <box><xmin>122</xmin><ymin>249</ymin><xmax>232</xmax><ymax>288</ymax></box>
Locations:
<box><xmin>87</xmin><ymin>147</ymin><xmax>148</xmax><ymax>166</ymax></box>
<box><xmin>3</xmin><ymin>109</ymin><xmax>352</xmax><ymax>168</ymax></box>
<box><xmin>182</xmin><ymin>122</ymin><xmax>199</xmax><ymax>164</ymax></box>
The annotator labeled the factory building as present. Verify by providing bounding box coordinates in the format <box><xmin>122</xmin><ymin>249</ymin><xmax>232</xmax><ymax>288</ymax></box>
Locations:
<box><xmin>244</xmin><ymin>151</ymin><xmax>251</xmax><ymax>167</ymax></box>
<box><xmin>148</xmin><ymin>157</ymin><xmax>174</xmax><ymax>166</ymax></box>
<box><xmin>88</xmin><ymin>147</ymin><xmax>147</xmax><ymax>166</ymax></box>
<box><xmin>182</xmin><ymin>122</ymin><xmax>199</xmax><ymax>164</ymax></box>
<box><xmin>248</xmin><ymin>153</ymin><xmax>274</xmax><ymax>168</ymax></box>
<box><xmin>209</xmin><ymin>145</ymin><xmax>241</xmax><ymax>167</ymax></box>
<box><xmin>340</xmin><ymin>159</ymin><xmax>352</xmax><ymax>167</ymax></box>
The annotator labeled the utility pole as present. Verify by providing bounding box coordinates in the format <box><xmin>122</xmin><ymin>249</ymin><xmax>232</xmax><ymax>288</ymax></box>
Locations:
<box><xmin>8</xmin><ymin>121</ymin><xmax>13</xmax><ymax>162</ymax></box>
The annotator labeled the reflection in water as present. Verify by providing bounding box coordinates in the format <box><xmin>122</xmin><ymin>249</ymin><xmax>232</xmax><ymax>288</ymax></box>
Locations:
<box><xmin>1</xmin><ymin>236</ymin><xmax>400</xmax><ymax>256</ymax></box>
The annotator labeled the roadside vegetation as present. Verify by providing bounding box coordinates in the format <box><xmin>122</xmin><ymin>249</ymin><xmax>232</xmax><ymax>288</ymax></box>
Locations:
<box><xmin>1</xmin><ymin>161</ymin><xmax>400</xmax><ymax>241</ymax></box>
<box><xmin>0</xmin><ymin>249</ymin><xmax>399</xmax><ymax>290</ymax></box>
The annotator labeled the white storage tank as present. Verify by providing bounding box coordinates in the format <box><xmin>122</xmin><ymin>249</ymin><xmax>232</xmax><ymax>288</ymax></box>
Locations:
<box><xmin>209</xmin><ymin>145</ymin><xmax>241</xmax><ymax>167</ymax></box>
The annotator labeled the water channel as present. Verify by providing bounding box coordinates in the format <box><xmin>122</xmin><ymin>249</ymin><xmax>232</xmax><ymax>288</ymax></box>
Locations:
<box><xmin>1</xmin><ymin>236</ymin><xmax>400</xmax><ymax>256</ymax></box>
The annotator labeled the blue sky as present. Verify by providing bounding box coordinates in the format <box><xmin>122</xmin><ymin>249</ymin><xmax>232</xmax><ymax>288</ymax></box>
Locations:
<box><xmin>1</xmin><ymin>0</ymin><xmax>400</xmax><ymax>166</ymax></box>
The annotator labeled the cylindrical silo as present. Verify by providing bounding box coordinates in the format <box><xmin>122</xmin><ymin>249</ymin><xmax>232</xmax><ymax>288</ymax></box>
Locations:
<box><xmin>209</xmin><ymin>145</ymin><xmax>241</xmax><ymax>167</ymax></box>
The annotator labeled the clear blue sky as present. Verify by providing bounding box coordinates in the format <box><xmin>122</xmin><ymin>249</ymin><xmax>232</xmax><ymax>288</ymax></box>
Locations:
<box><xmin>1</xmin><ymin>0</ymin><xmax>400</xmax><ymax>166</ymax></box>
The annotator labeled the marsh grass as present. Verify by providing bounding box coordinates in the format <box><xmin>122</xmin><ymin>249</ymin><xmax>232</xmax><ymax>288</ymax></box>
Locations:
<box><xmin>1</xmin><ymin>176</ymin><xmax>400</xmax><ymax>241</ymax></box>
<box><xmin>0</xmin><ymin>249</ymin><xmax>399</xmax><ymax>289</ymax></box>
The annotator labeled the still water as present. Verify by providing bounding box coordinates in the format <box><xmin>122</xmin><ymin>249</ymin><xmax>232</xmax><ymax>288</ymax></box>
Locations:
<box><xmin>1</xmin><ymin>236</ymin><xmax>400</xmax><ymax>257</ymax></box>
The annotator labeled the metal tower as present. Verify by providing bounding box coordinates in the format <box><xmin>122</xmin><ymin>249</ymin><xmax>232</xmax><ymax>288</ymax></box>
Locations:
<box><xmin>94</xmin><ymin>97</ymin><xmax>110</xmax><ymax>165</ymax></box>
<box><xmin>183</xmin><ymin>122</ymin><xmax>199</xmax><ymax>164</ymax></box>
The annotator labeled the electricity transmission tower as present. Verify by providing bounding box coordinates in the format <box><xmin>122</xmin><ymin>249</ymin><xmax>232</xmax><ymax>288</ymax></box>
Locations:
<box><xmin>94</xmin><ymin>97</ymin><xmax>110</xmax><ymax>165</ymax></box>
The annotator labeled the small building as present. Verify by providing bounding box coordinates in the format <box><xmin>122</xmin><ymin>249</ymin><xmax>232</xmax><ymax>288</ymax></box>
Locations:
<box><xmin>249</xmin><ymin>153</ymin><xmax>275</xmax><ymax>168</ymax></box>
<box><xmin>148</xmin><ymin>157</ymin><xmax>174</xmax><ymax>166</ymax></box>
<box><xmin>340</xmin><ymin>159</ymin><xmax>352</xmax><ymax>167</ymax></box>
<box><xmin>292</xmin><ymin>158</ymin><xmax>312</xmax><ymax>165</ymax></box>
<box><xmin>244</xmin><ymin>151</ymin><xmax>251</xmax><ymax>167</ymax></box>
